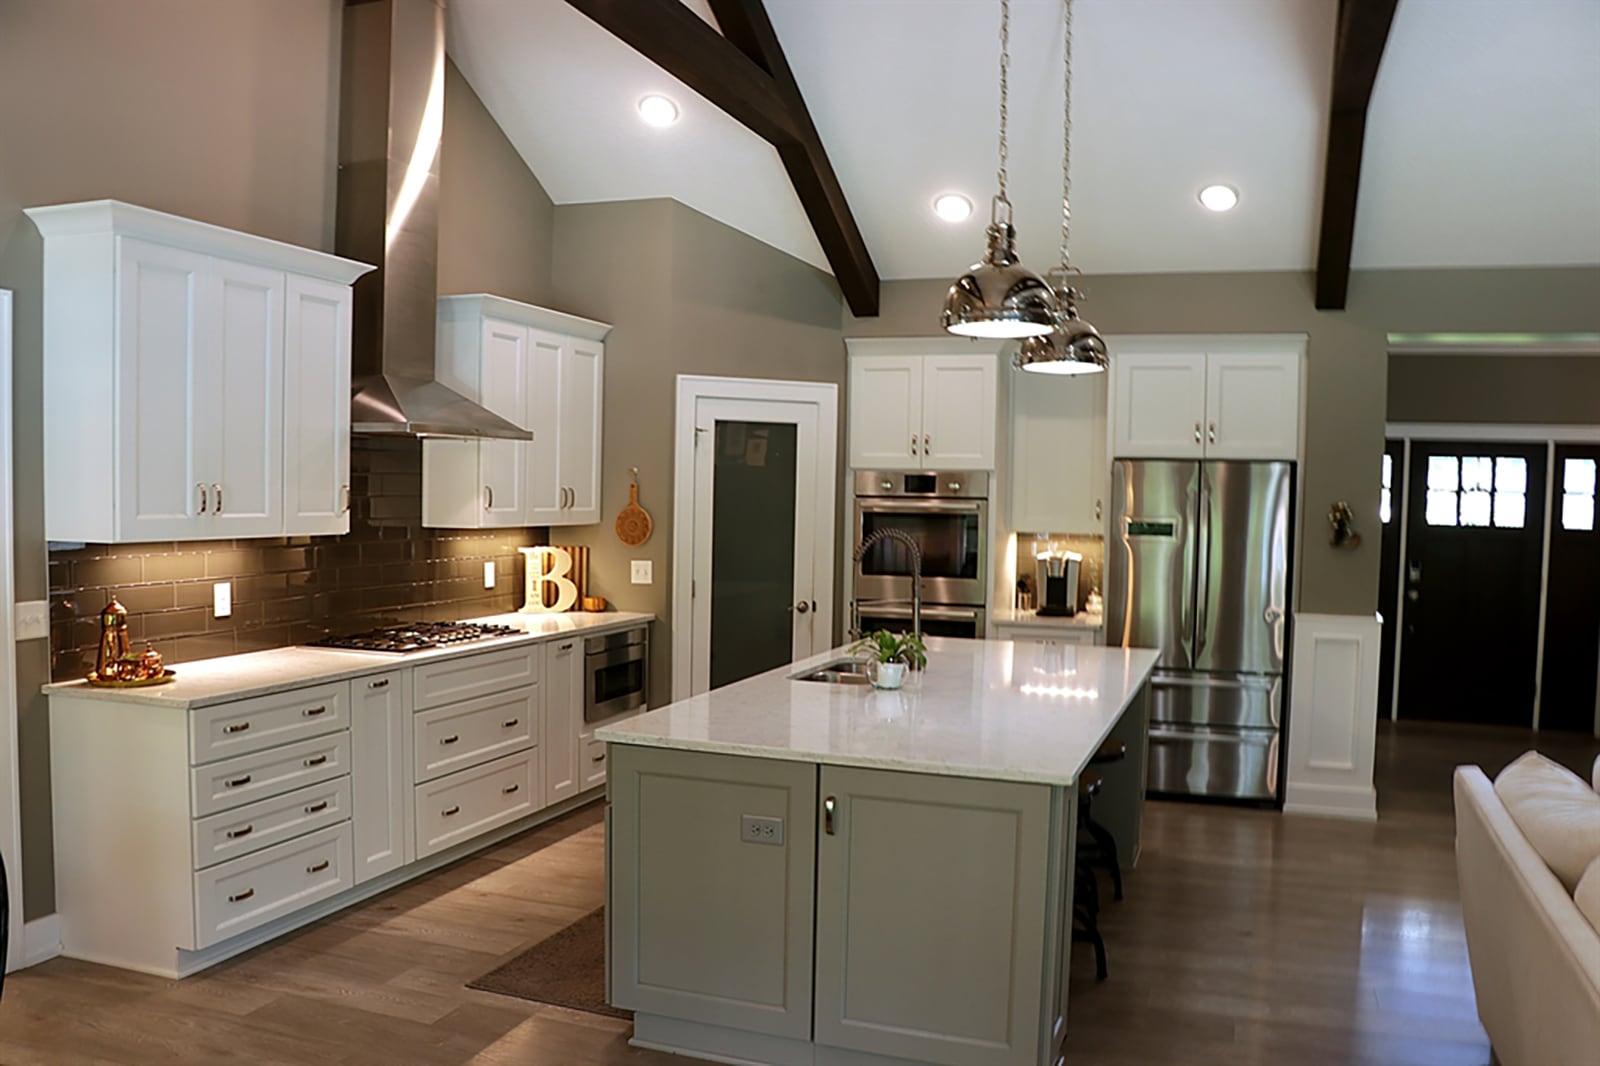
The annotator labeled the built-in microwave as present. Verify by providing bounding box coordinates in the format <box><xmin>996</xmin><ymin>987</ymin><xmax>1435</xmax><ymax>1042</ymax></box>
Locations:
<box><xmin>585</xmin><ymin>626</ymin><xmax>649</xmax><ymax>724</ymax></box>
<box><xmin>853</xmin><ymin>470</ymin><xmax>988</xmax><ymax>607</ymax></box>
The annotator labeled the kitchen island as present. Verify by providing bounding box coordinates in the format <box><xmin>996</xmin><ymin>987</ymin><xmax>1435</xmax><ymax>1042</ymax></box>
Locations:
<box><xmin>598</xmin><ymin>637</ymin><xmax>1160</xmax><ymax>1066</ymax></box>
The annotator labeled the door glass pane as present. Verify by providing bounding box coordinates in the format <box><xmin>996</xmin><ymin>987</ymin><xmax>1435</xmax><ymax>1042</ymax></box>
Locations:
<box><xmin>709</xmin><ymin>421</ymin><xmax>798</xmax><ymax>690</ymax></box>
<box><xmin>1565</xmin><ymin>458</ymin><xmax>1596</xmax><ymax>495</ymax></box>
<box><xmin>1564</xmin><ymin>494</ymin><xmax>1595</xmax><ymax>532</ymax></box>
<box><xmin>1425</xmin><ymin>490</ymin><xmax>1458</xmax><ymax>527</ymax></box>
<box><xmin>1427</xmin><ymin>456</ymin><xmax>1459</xmax><ymax>491</ymax></box>
<box><xmin>1492</xmin><ymin>491</ymin><xmax>1525</xmax><ymax>529</ymax></box>
<box><xmin>1461</xmin><ymin>490</ymin><xmax>1491</xmax><ymax>527</ymax></box>
<box><xmin>1495</xmin><ymin>457</ymin><xmax>1527</xmax><ymax>494</ymax></box>
<box><xmin>1461</xmin><ymin>456</ymin><xmax>1493</xmax><ymax>491</ymax></box>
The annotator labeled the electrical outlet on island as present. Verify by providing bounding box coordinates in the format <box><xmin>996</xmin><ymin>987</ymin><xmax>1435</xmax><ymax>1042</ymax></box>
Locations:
<box><xmin>631</xmin><ymin>560</ymin><xmax>653</xmax><ymax>585</ymax></box>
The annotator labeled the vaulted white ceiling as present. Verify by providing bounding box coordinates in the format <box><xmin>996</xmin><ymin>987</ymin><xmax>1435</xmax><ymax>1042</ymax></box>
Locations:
<box><xmin>447</xmin><ymin>0</ymin><xmax>1600</xmax><ymax>282</ymax></box>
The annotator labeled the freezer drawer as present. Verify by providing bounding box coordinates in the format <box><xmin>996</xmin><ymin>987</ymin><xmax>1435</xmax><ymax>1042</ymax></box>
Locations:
<box><xmin>1148</xmin><ymin>724</ymin><xmax>1279</xmax><ymax>801</ymax></box>
<box><xmin>1150</xmin><ymin>671</ymin><xmax>1281</xmax><ymax>730</ymax></box>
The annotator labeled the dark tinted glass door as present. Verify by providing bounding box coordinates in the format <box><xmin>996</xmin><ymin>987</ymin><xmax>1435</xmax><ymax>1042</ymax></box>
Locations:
<box><xmin>1540</xmin><ymin>444</ymin><xmax>1600</xmax><ymax>734</ymax></box>
<box><xmin>1377</xmin><ymin>440</ymin><xmax>1404</xmax><ymax>719</ymax></box>
<box><xmin>1398</xmin><ymin>441</ymin><xmax>1546</xmax><ymax>725</ymax></box>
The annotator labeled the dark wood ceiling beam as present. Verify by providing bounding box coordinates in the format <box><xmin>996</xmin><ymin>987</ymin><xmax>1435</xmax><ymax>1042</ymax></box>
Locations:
<box><xmin>1315</xmin><ymin>0</ymin><xmax>1401</xmax><ymax>310</ymax></box>
<box><xmin>565</xmin><ymin>0</ymin><xmax>880</xmax><ymax>316</ymax></box>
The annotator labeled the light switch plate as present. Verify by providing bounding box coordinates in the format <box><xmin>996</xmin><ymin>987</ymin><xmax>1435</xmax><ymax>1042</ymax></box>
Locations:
<box><xmin>484</xmin><ymin>561</ymin><xmax>496</xmax><ymax>589</ymax></box>
<box><xmin>213</xmin><ymin>582</ymin><xmax>232</xmax><ymax>618</ymax></box>
<box><xmin>740</xmin><ymin>815</ymin><xmax>785</xmax><ymax>846</ymax></box>
<box><xmin>631</xmin><ymin>560</ymin><xmax>653</xmax><ymax>585</ymax></box>
<box><xmin>14</xmin><ymin>600</ymin><xmax>48</xmax><ymax>642</ymax></box>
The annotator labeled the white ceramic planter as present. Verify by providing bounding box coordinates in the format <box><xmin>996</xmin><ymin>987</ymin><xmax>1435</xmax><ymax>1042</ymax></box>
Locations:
<box><xmin>871</xmin><ymin>661</ymin><xmax>907</xmax><ymax>690</ymax></box>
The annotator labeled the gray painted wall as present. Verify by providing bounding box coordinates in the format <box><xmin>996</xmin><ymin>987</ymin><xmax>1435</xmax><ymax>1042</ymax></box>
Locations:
<box><xmin>0</xmin><ymin>1</ymin><xmax>557</xmax><ymax>917</ymax></box>
<box><xmin>1389</xmin><ymin>354</ymin><xmax>1600</xmax><ymax>425</ymax></box>
<box><xmin>847</xmin><ymin>267</ymin><xmax>1600</xmax><ymax>617</ymax></box>
<box><xmin>550</xmin><ymin>199</ymin><xmax>847</xmax><ymax>707</ymax></box>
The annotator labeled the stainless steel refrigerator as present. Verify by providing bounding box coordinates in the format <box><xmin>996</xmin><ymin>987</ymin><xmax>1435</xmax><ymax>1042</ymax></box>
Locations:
<box><xmin>1105</xmin><ymin>460</ymin><xmax>1292</xmax><ymax>802</ymax></box>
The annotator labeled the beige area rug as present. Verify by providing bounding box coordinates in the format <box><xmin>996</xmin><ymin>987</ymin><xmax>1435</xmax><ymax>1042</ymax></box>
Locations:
<box><xmin>467</xmin><ymin>907</ymin><xmax>631</xmax><ymax>1020</ymax></box>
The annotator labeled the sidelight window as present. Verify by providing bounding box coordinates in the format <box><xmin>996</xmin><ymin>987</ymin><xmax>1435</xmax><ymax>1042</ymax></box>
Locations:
<box><xmin>1424</xmin><ymin>455</ymin><xmax>1527</xmax><ymax>529</ymax></box>
<box><xmin>1380</xmin><ymin>454</ymin><xmax>1393</xmax><ymax>524</ymax></box>
<box><xmin>1563</xmin><ymin>458</ymin><xmax>1596</xmax><ymax>532</ymax></box>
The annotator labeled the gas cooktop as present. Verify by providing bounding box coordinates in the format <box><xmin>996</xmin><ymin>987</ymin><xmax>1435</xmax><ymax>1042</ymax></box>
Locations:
<box><xmin>306</xmin><ymin>621</ymin><xmax>521</xmax><ymax>654</ymax></box>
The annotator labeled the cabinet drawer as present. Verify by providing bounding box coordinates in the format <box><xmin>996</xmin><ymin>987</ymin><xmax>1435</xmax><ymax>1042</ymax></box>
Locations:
<box><xmin>191</xmin><ymin>733</ymin><xmax>351</xmax><ymax>817</ymax></box>
<box><xmin>190</xmin><ymin>682</ymin><xmax>349</xmax><ymax>764</ymax></box>
<box><xmin>995</xmin><ymin>625</ymin><xmax>1100</xmax><ymax>646</ymax></box>
<box><xmin>191</xmin><ymin>776</ymin><xmax>352</xmax><ymax>870</ymax></box>
<box><xmin>414</xmin><ymin>749</ymin><xmax>538</xmax><ymax>859</ymax></box>
<box><xmin>193</xmin><ymin>823</ymin><xmax>352</xmax><ymax>949</ymax></box>
<box><xmin>413</xmin><ymin>645</ymin><xmax>539</xmax><ymax>710</ymax></box>
<box><xmin>414</xmin><ymin>688</ymin><xmax>536</xmax><ymax>783</ymax></box>
<box><xmin>582</xmin><ymin>738</ymin><xmax>608</xmax><ymax>791</ymax></box>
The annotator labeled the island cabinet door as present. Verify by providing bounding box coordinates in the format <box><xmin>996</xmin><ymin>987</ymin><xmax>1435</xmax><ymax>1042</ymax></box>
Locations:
<box><xmin>608</xmin><ymin>745</ymin><xmax>818</xmax><ymax>1039</ymax></box>
<box><xmin>813</xmin><ymin>766</ymin><xmax>1054</xmax><ymax>1066</ymax></box>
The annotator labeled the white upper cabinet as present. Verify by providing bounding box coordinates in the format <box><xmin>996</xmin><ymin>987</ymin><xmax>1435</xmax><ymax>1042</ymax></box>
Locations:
<box><xmin>423</xmin><ymin>296</ymin><xmax>611</xmax><ymax>529</ymax></box>
<box><xmin>1110</xmin><ymin>337</ymin><xmax>1304</xmax><ymax>461</ymax></box>
<box><xmin>846</xmin><ymin>341</ymin><xmax>998</xmax><ymax>471</ymax></box>
<box><xmin>1010</xmin><ymin>367</ymin><xmax>1107</xmax><ymax>535</ymax></box>
<box><xmin>29</xmin><ymin>200</ymin><xmax>371</xmax><ymax>543</ymax></box>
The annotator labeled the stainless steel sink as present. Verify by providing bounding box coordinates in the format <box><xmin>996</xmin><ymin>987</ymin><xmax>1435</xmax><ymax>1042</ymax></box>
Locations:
<box><xmin>791</xmin><ymin>658</ymin><xmax>873</xmax><ymax>685</ymax></box>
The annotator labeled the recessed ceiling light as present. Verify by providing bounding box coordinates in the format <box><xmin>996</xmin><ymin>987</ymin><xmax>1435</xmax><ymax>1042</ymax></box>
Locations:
<box><xmin>1198</xmin><ymin>184</ymin><xmax>1239</xmax><ymax>212</ymax></box>
<box><xmin>637</xmin><ymin>94</ymin><xmax>680</xmax><ymax>128</ymax></box>
<box><xmin>932</xmin><ymin>193</ymin><xmax>974</xmax><ymax>223</ymax></box>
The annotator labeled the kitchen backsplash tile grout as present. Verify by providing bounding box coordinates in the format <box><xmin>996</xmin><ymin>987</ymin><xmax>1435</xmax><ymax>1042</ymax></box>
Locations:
<box><xmin>48</xmin><ymin>437</ymin><xmax>548</xmax><ymax>682</ymax></box>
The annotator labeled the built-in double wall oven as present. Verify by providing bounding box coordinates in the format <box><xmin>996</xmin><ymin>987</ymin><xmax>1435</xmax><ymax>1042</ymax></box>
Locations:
<box><xmin>853</xmin><ymin>470</ymin><xmax>988</xmax><ymax>638</ymax></box>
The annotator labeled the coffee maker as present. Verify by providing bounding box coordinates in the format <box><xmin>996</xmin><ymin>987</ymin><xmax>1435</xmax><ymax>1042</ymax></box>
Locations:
<box><xmin>1035</xmin><ymin>549</ymin><xmax>1082</xmax><ymax>617</ymax></box>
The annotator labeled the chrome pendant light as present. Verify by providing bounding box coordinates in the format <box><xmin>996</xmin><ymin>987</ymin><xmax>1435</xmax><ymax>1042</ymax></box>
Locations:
<box><xmin>942</xmin><ymin>0</ymin><xmax>1056</xmax><ymax>339</ymax></box>
<box><xmin>1014</xmin><ymin>0</ymin><xmax>1108</xmax><ymax>375</ymax></box>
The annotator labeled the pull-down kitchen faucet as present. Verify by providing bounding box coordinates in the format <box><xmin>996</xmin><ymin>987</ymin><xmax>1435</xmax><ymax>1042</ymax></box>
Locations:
<box><xmin>852</xmin><ymin>527</ymin><xmax>922</xmax><ymax>651</ymax></box>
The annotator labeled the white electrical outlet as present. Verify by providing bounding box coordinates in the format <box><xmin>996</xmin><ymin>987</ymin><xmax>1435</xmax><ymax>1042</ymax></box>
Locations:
<box><xmin>14</xmin><ymin>600</ymin><xmax>49</xmax><ymax>642</ymax></box>
<box><xmin>213</xmin><ymin>582</ymin><xmax>232</xmax><ymax>618</ymax></box>
<box><xmin>484</xmin><ymin>561</ymin><xmax>496</xmax><ymax>589</ymax></box>
<box><xmin>631</xmin><ymin>560</ymin><xmax>653</xmax><ymax>585</ymax></box>
<box><xmin>740</xmin><ymin>815</ymin><xmax>785</xmax><ymax>846</ymax></box>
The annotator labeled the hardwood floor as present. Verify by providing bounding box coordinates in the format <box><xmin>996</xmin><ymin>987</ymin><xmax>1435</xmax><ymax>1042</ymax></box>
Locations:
<box><xmin>2</xmin><ymin>723</ymin><xmax>1595</xmax><ymax>1065</ymax></box>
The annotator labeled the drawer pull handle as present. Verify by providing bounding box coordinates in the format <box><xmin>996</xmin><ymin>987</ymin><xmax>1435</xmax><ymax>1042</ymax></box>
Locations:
<box><xmin>304</xmin><ymin>755</ymin><xmax>329</xmax><ymax>767</ymax></box>
<box><xmin>302</xmin><ymin>705</ymin><xmax>328</xmax><ymax>717</ymax></box>
<box><xmin>304</xmin><ymin>801</ymin><xmax>329</xmax><ymax>814</ymax></box>
<box><xmin>226</xmin><ymin>825</ymin><xmax>254</xmax><ymax>840</ymax></box>
<box><xmin>592</xmin><ymin>752</ymin><xmax>607</xmax><ymax>763</ymax></box>
<box><xmin>559</xmin><ymin>642</ymin><xmax>574</xmax><ymax>651</ymax></box>
<box><xmin>306</xmin><ymin>860</ymin><xmax>331</xmax><ymax>874</ymax></box>
<box><xmin>442</xmin><ymin>805</ymin><xmax>461</xmax><ymax>817</ymax></box>
<box><xmin>226</xmin><ymin>774</ymin><xmax>252</xmax><ymax>788</ymax></box>
<box><xmin>228</xmin><ymin>888</ymin><xmax>255</xmax><ymax>903</ymax></box>
<box><xmin>502</xmin><ymin>718</ymin><xmax>519</xmax><ymax>728</ymax></box>
<box><xmin>440</xmin><ymin>735</ymin><xmax>460</xmax><ymax>745</ymax></box>
<box><xmin>223</xmin><ymin>722</ymin><xmax>251</xmax><ymax>734</ymax></box>
<box><xmin>368</xmin><ymin>679</ymin><xmax>389</xmax><ymax>690</ymax></box>
<box><xmin>502</xmin><ymin>783</ymin><xmax>520</xmax><ymax>795</ymax></box>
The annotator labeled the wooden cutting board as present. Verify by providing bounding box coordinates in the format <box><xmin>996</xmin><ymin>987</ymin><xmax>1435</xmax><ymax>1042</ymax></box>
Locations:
<box><xmin>615</xmin><ymin>469</ymin><xmax>653</xmax><ymax>547</ymax></box>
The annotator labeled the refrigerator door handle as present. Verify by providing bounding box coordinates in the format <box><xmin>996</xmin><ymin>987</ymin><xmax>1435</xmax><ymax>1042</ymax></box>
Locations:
<box><xmin>1194</xmin><ymin>469</ymin><xmax>1212</xmax><ymax>661</ymax></box>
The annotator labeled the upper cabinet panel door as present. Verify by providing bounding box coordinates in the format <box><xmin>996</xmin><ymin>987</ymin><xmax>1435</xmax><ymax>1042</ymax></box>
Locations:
<box><xmin>283</xmin><ymin>276</ymin><xmax>353</xmax><ymax>536</ymax></box>
<box><xmin>1204</xmin><ymin>350</ymin><xmax>1301</xmax><ymax>460</ymax></box>
<box><xmin>921</xmin><ymin>355</ymin><xmax>997</xmax><ymax>470</ymax></box>
<box><xmin>1111</xmin><ymin>352</ymin><xmax>1207</xmax><ymax>459</ymax></box>
<box><xmin>478</xmin><ymin>318</ymin><xmax>529</xmax><ymax>527</ymax></box>
<box><xmin>557</xmin><ymin>340</ymin><xmax>604</xmax><ymax>525</ymax></box>
<box><xmin>115</xmin><ymin>237</ymin><xmax>211</xmax><ymax>541</ymax></box>
<box><xmin>849</xmin><ymin>357</ymin><xmax>922</xmax><ymax>469</ymax></box>
<box><xmin>523</xmin><ymin>329</ymin><xmax>566</xmax><ymax>525</ymax></box>
<box><xmin>209</xmin><ymin>259</ymin><xmax>285</xmax><ymax>538</ymax></box>
<box><xmin>1010</xmin><ymin>370</ymin><xmax>1107</xmax><ymax>534</ymax></box>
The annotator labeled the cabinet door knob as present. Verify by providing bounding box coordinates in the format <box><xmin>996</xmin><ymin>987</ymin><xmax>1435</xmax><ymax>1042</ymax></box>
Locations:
<box><xmin>924</xmin><ymin>434</ymin><xmax>930</xmax><ymax>454</ymax></box>
<box><xmin>197</xmin><ymin>483</ymin><xmax>209</xmax><ymax>515</ymax></box>
<box><xmin>225</xmin><ymin>825</ymin><xmax>254</xmax><ymax>840</ymax></box>
<box><xmin>306</xmin><ymin>860</ymin><xmax>330</xmax><ymax>874</ymax></box>
<box><xmin>502</xmin><ymin>783</ymin><xmax>520</xmax><ymax>795</ymax></box>
<box><xmin>223</xmin><ymin>721</ymin><xmax>251</xmax><ymax>734</ymax></box>
<box><xmin>442</xmin><ymin>805</ymin><xmax>461</xmax><ymax>817</ymax></box>
<box><xmin>502</xmin><ymin>718</ymin><xmax>520</xmax><ymax>728</ymax></box>
<box><xmin>368</xmin><ymin>678</ymin><xmax>389</xmax><ymax>690</ymax></box>
<box><xmin>484</xmin><ymin>485</ymin><xmax>494</xmax><ymax>511</ymax></box>
<box><xmin>1208</xmin><ymin>422</ymin><xmax>1217</xmax><ymax>443</ymax></box>
<box><xmin>593</xmin><ymin>751</ymin><xmax>607</xmax><ymax>763</ymax></box>
<box><xmin>301</xmin><ymin>705</ymin><xmax>327</xmax><ymax>717</ymax></box>
<box><xmin>1194</xmin><ymin>422</ymin><xmax>1202</xmax><ymax>443</ymax></box>
<box><xmin>304</xmin><ymin>801</ymin><xmax>329</xmax><ymax>814</ymax></box>
<box><xmin>226</xmin><ymin>774</ymin><xmax>252</xmax><ymax>789</ymax></box>
<box><xmin>340</xmin><ymin>483</ymin><xmax>351</xmax><ymax>515</ymax></box>
<box><xmin>440</xmin><ymin>734</ymin><xmax>460</xmax><ymax>745</ymax></box>
<box><xmin>1095</xmin><ymin>499</ymin><xmax>1103</xmax><ymax>521</ymax></box>
<box><xmin>213</xmin><ymin>483</ymin><xmax>223</xmax><ymax>515</ymax></box>
<box><xmin>227</xmin><ymin>888</ymin><xmax>255</xmax><ymax>903</ymax></box>
<box><xmin>823</xmin><ymin>795</ymin><xmax>837</xmax><ymax>835</ymax></box>
<box><xmin>910</xmin><ymin>435</ymin><xmax>918</xmax><ymax>456</ymax></box>
<box><xmin>303</xmin><ymin>755</ymin><xmax>329</xmax><ymax>767</ymax></box>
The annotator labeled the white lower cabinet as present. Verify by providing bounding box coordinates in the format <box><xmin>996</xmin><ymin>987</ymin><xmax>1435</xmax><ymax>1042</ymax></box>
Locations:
<box><xmin>543</xmin><ymin>637</ymin><xmax>584</xmax><ymax>807</ymax></box>
<box><xmin>414</xmin><ymin>749</ymin><xmax>539</xmax><ymax>859</ymax></box>
<box><xmin>582</xmin><ymin>738</ymin><xmax>609</xmax><ymax>791</ymax></box>
<box><xmin>413</xmin><ymin>688</ymin><xmax>537</xmax><ymax>783</ymax></box>
<box><xmin>351</xmin><ymin>671</ymin><xmax>413</xmax><ymax>884</ymax></box>
<box><xmin>991</xmin><ymin>622</ymin><xmax>1102</xmax><ymax>647</ymax></box>
<box><xmin>194</xmin><ymin>824</ymin><xmax>353</xmax><ymax>950</ymax></box>
<box><xmin>192</xmin><ymin>777</ymin><xmax>352</xmax><ymax>870</ymax></box>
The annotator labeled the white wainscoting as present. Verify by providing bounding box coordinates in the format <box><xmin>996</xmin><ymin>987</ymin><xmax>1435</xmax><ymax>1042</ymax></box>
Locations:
<box><xmin>1285</xmin><ymin>612</ymin><xmax>1381</xmax><ymax>821</ymax></box>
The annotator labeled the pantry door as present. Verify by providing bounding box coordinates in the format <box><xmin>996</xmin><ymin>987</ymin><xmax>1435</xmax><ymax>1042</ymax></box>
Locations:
<box><xmin>674</xmin><ymin>378</ymin><xmax>838</xmax><ymax>699</ymax></box>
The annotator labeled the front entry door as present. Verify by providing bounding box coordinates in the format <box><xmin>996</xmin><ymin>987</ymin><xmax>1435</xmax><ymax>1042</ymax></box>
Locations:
<box><xmin>1398</xmin><ymin>441</ymin><xmax>1547</xmax><ymax>725</ymax></box>
<box><xmin>689</xmin><ymin>395</ymin><xmax>832</xmax><ymax>694</ymax></box>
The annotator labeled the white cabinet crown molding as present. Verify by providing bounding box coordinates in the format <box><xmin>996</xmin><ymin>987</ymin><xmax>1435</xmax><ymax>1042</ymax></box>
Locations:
<box><xmin>437</xmin><ymin>293</ymin><xmax>613</xmax><ymax>341</ymax></box>
<box><xmin>1105</xmin><ymin>333</ymin><xmax>1309</xmax><ymax>357</ymax></box>
<box><xmin>24</xmin><ymin>200</ymin><xmax>372</xmax><ymax>284</ymax></box>
<box><xmin>845</xmin><ymin>336</ymin><xmax>1009</xmax><ymax>358</ymax></box>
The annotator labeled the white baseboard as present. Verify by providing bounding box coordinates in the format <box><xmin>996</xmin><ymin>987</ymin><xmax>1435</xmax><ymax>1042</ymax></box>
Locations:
<box><xmin>1285</xmin><ymin>612</ymin><xmax>1381</xmax><ymax>823</ymax></box>
<box><xmin>20</xmin><ymin>914</ymin><xmax>62</xmax><ymax>969</ymax></box>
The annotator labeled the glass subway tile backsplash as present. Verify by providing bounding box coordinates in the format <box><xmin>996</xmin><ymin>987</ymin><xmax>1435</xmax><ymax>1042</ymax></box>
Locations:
<box><xmin>47</xmin><ymin>437</ymin><xmax>545</xmax><ymax>681</ymax></box>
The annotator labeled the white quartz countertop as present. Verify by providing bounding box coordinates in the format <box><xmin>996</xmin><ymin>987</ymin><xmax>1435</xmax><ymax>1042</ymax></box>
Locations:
<box><xmin>597</xmin><ymin>637</ymin><xmax>1159</xmax><ymax>786</ymax></box>
<box><xmin>989</xmin><ymin>607</ymin><xmax>1104</xmax><ymax>630</ymax></box>
<box><xmin>42</xmin><ymin>611</ymin><xmax>654</xmax><ymax>709</ymax></box>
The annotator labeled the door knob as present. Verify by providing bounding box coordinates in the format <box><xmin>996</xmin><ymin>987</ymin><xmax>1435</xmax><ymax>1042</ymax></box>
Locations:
<box><xmin>796</xmin><ymin>601</ymin><xmax>810</xmax><ymax>614</ymax></box>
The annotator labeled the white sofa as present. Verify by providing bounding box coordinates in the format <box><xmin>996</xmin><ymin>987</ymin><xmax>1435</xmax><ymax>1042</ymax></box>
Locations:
<box><xmin>1455</xmin><ymin>763</ymin><xmax>1600</xmax><ymax>1066</ymax></box>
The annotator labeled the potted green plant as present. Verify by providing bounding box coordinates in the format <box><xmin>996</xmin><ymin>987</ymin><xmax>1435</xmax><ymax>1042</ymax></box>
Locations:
<box><xmin>850</xmin><ymin>630</ymin><xmax>928</xmax><ymax>690</ymax></box>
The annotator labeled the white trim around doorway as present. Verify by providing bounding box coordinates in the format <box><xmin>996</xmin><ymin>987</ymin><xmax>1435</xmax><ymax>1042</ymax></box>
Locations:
<box><xmin>1</xmin><ymin>289</ymin><xmax>23</xmax><ymax>970</ymax></box>
<box><xmin>671</xmin><ymin>376</ymin><xmax>839</xmax><ymax>703</ymax></box>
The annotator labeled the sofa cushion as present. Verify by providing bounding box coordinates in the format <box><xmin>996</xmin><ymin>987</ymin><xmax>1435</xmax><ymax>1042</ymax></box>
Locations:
<box><xmin>1494</xmin><ymin>751</ymin><xmax>1600</xmax><ymax>893</ymax></box>
<box><xmin>1577</xmin><ymin>856</ymin><xmax>1600</xmax><ymax>936</ymax></box>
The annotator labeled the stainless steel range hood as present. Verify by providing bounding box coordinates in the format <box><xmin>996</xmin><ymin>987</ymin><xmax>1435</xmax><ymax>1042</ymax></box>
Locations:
<box><xmin>336</xmin><ymin>0</ymin><xmax>532</xmax><ymax>440</ymax></box>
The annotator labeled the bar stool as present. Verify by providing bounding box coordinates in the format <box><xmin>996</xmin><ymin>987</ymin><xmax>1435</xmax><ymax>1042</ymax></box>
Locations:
<box><xmin>1072</xmin><ymin>771</ymin><xmax>1109</xmax><ymax>981</ymax></box>
<box><xmin>1081</xmin><ymin>738</ymin><xmax>1126</xmax><ymax>901</ymax></box>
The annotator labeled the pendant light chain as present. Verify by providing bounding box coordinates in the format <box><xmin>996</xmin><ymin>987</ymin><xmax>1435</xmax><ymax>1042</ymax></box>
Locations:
<box><xmin>996</xmin><ymin>0</ymin><xmax>1011</xmax><ymax>215</ymax></box>
<box><xmin>1059</xmin><ymin>0</ymin><xmax>1074</xmax><ymax>274</ymax></box>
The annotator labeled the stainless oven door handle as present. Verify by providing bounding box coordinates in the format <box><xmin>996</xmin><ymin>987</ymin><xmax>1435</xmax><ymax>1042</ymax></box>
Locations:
<box><xmin>855</xmin><ymin>499</ymin><xmax>983</xmax><ymax>514</ymax></box>
<box><xmin>857</xmin><ymin>603</ymin><xmax>981</xmax><ymax>622</ymax></box>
